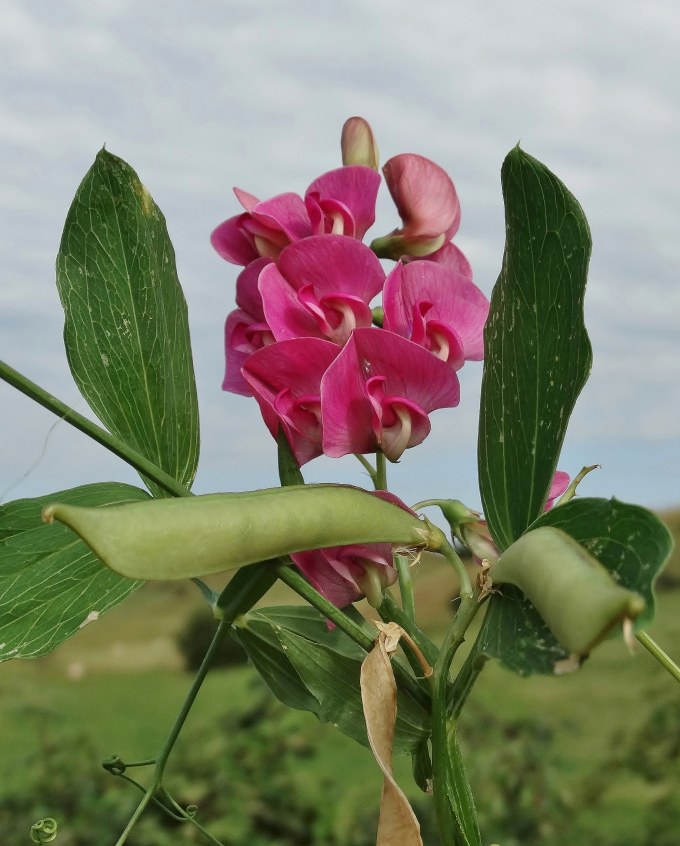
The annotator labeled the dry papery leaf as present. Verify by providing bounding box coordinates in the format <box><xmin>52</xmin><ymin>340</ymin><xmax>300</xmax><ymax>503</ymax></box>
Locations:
<box><xmin>360</xmin><ymin>621</ymin><xmax>428</xmax><ymax>846</ymax></box>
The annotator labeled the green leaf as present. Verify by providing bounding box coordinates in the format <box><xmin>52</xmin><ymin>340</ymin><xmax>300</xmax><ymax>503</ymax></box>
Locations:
<box><xmin>479</xmin><ymin>146</ymin><xmax>592</xmax><ymax>550</ymax></box>
<box><xmin>56</xmin><ymin>149</ymin><xmax>200</xmax><ymax>496</ymax></box>
<box><xmin>475</xmin><ymin>498</ymin><xmax>673</xmax><ymax>675</ymax></box>
<box><xmin>235</xmin><ymin>605</ymin><xmax>431</xmax><ymax>754</ymax></box>
<box><xmin>0</xmin><ymin>483</ymin><xmax>148</xmax><ymax>661</ymax></box>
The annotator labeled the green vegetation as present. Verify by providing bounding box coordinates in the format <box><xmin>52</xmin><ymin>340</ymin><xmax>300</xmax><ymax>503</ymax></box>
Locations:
<box><xmin>1</xmin><ymin>515</ymin><xmax>679</xmax><ymax>844</ymax></box>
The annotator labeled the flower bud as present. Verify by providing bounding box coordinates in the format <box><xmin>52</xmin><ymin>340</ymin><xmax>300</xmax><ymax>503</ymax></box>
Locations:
<box><xmin>341</xmin><ymin>116</ymin><xmax>380</xmax><ymax>170</ymax></box>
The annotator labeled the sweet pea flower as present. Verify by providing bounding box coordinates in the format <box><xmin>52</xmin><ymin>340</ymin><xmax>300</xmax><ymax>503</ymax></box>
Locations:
<box><xmin>259</xmin><ymin>235</ymin><xmax>385</xmax><ymax>345</ymax></box>
<box><xmin>382</xmin><ymin>261</ymin><xmax>489</xmax><ymax>369</ymax></box>
<box><xmin>211</xmin><ymin>166</ymin><xmax>380</xmax><ymax>266</ymax></box>
<box><xmin>292</xmin><ymin>543</ymin><xmax>397</xmax><ymax>610</ymax></box>
<box><xmin>321</xmin><ymin>328</ymin><xmax>459</xmax><ymax>462</ymax></box>
<box><xmin>223</xmin><ymin>258</ymin><xmax>275</xmax><ymax>395</ymax></box>
<box><xmin>242</xmin><ymin>337</ymin><xmax>339</xmax><ymax>465</ymax></box>
<box><xmin>371</xmin><ymin>154</ymin><xmax>461</xmax><ymax>260</ymax></box>
<box><xmin>291</xmin><ymin>491</ymin><xmax>415</xmax><ymax>610</ymax></box>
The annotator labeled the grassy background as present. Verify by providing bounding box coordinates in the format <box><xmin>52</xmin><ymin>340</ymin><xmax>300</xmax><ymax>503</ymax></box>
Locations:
<box><xmin>1</xmin><ymin>510</ymin><xmax>679</xmax><ymax>844</ymax></box>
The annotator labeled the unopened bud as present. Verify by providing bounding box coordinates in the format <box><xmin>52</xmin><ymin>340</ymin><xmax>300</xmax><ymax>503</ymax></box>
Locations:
<box><xmin>341</xmin><ymin>116</ymin><xmax>380</xmax><ymax>170</ymax></box>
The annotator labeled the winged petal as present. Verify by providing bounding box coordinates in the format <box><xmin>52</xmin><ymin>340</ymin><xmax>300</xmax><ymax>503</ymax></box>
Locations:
<box><xmin>383</xmin><ymin>261</ymin><xmax>489</xmax><ymax>365</ymax></box>
<box><xmin>321</xmin><ymin>328</ymin><xmax>459</xmax><ymax>460</ymax></box>
<box><xmin>242</xmin><ymin>338</ymin><xmax>339</xmax><ymax>465</ymax></box>
<box><xmin>306</xmin><ymin>166</ymin><xmax>381</xmax><ymax>240</ymax></box>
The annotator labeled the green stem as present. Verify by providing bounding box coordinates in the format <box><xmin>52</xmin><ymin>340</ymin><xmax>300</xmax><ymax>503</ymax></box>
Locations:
<box><xmin>431</xmin><ymin>593</ymin><xmax>482</xmax><ymax>846</ymax></box>
<box><xmin>354</xmin><ymin>453</ymin><xmax>378</xmax><ymax>485</ymax></box>
<box><xmin>0</xmin><ymin>359</ymin><xmax>192</xmax><ymax>499</ymax></box>
<box><xmin>430</xmin><ymin>528</ymin><xmax>474</xmax><ymax>599</ymax></box>
<box><xmin>378</xmin><ymin>592</ymin><xmax>439</xmax><ymax>669</ymax></box>
<box><xmin>113</xmin><ymin>618</ymin><xmax>230</xmax><ymax>846</ymax></box>
<box><xmin>446</xmin><ymin>647</ymin><xmax>489</xmax><ymax>722</ymax></box>
<box><xmin>275</xmin><ymin>561</ymin><xmax>429</xmax><ymax>710</ymax></box>
<box><xmin>375</xmin><ymin>451</ymin><xmax>387</xmax><ymax>491</ymax></box>
<box><xmin>394</xmin><ymin>551</ymin><xmax>416</xmax><ymax>622</ymax></box>
<box><xmin>636</xmin><ymin>631</ymin><xmax>680</xmax><ymax>684</ymax></box>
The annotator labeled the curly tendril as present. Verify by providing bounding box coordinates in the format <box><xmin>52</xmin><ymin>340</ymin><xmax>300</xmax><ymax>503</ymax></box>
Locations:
<box><xmin>30</xmin><ymin>818</ymin><xmax>58</xmax><ymax>843</ymax></box>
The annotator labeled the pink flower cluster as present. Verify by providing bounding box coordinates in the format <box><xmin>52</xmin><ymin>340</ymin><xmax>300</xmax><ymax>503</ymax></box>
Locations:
<box><xmin>212</xmin><ymin>117</ymin><xmax>490</xmax><ymax>469</ymax></box>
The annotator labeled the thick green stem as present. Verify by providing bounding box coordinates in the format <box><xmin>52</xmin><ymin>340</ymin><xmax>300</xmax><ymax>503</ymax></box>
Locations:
<box><xmin>375</xmin><ymin>450</ymin><xmax>387</xmax><ymax>491</ymax></box>
<box><xmin>394</xmin><ymin>551</ymin><xmax>416</xmax><ymax>622</ymax></box>
<box><xmin>431</xmin><ymin>593</ymin><xmax>483</xmax><ymax>846</ymax></box>
<box><xmin>113</xmin><ymin>618</ymin><xmax>230</xmax><ymax>846</ymax></box>
<box><xmin>446</xmin><ymin>648</ymin><xmax>489</xmax><ymax>722</ymax></box>
<box><xmin>636</xmin><ymin>631</ymin><xmax>680</xmax><ymax>684</ymax></box>
<box><xmin>0</xmin><ymin>359</ymin><xmax>192</xmax><ymax>499</ymax></box>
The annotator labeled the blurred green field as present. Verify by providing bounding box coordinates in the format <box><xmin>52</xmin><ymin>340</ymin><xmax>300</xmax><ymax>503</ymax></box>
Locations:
<box><xmin>1</xmin><ymin>511</ymin><xmax>679</xmax><ymax>845</ymax></box>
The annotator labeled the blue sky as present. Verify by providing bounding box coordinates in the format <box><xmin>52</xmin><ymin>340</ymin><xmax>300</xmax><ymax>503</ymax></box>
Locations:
<box><xmin>1</xmin><ymin>0</ymin><xmax>678</xmax><ymax>512</ymax></box>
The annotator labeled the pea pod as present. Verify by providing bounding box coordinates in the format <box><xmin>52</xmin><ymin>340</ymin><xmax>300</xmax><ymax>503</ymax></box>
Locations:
<box><xmin>489</xmin><ymin>526</ymin><xmax>645</xmax><ymax>657</ymax></box>
<box><xmin>42</xmin><ymin>485</ymin><xmax>433</xmax><ymax>581</ymax></box>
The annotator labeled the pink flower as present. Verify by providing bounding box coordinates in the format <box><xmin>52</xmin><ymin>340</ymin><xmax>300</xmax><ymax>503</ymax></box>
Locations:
<box><xmin>291</xmin><ymin>491</ymin><xmax>415</xmax><ymax>609</ymax></box>
<box><xmin>371</xmin><ymin>154</ymin><xmax>461</xmax><ymax>260</ymax></box>
<box><xmin>382</xmin><ymin>261</ymin><xmax>489</xmax><ymax>368</ymax></box>
<box><xmin>222</xmin><ymin>258</ymin><xmax>275</xmax><ymax>395</ymax></box>
<box><xmin>321</xmin><ymin>328</ymin><xmax>459</xmax><ymax>462</ymax></box>
<box><xmin>211</xmin><ymin>167</ymin><xmax>380</xmax><ymax>265</ymax></box>
<box><xmin>242</xmin><ymin>337</ymin><xmax>339</xmax><ymax>465</ymax></box>
<box><xmin>292</xmin><ymin>543</ymin><xmax>397</xmax><ymax>609</ymax></box>
<box><xmin>259</xmin><ymin>236</ymin><xmax>385</xmax><ymax>345</ymax></box>
<box><xmin>545</xmin><ymin>470</ymin><xmax>570</xmax><ymax>510</ymax></box>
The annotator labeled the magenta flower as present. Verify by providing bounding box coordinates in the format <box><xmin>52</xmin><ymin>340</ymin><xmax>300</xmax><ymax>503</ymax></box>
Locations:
<box><xmin>545</xmin><ymin>470</ymin><xmax>570</xmax><ymax>509</ymax></box>
<box><xmin>223</xmin><ymin>258</ymin><xmax>275</xmax><ymax>395</ymax></box>
<box><xmin>292</xmin><ymin>543</ymin><xmax>397</xmax><ymax>609</ymax></box>
<box><xmin>241</xmin><ymin>337</ymin><xmax>339</xmax><ymax>466</ymax></box>
<box><xmin>291</xmin><ymin>491</ymin><xmax>415</xmax><ymax>609</ymax></box>
<box><xmin>371</xmin><ymin>153</ymin><xmax>461</xmax><ymax>260</ymax></box>
<box><xmin>211</xmin><ymin>166</ymin><xmax>380</xmax><ymax>266</ymax></box>
<box><xmin>259</xmin><ymin>235</ymin><xmax>385</xmax><ymax>345</ymax></box>
<box><xmin>382</xmin><ymin>261</ymin><xmax>489</xmax><ymax>369</ymax></box>
<box><xmin>321</xmin><ymin>328</ymin><xmax>459</xmax><ymax>462</ymax></box>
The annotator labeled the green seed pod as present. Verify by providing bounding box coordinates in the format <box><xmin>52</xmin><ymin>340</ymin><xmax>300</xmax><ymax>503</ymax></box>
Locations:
<box><xmin>42</xmin><ymin>484</ymin><xmax>433</xmax><ymax>581</ymax></box>
<box><xmin>489</xmin><ymin>526</ymin><xmax>645</xmax><ymax>657</ymax></box>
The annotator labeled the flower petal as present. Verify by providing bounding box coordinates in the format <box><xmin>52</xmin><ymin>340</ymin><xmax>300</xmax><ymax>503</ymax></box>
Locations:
<box><xmin>321</xmin><ymin>328</ymin><xmax>459</xmax><ymax>459</ymax></box>
<box><xmin>242</xmin><ymin>338</ymin><xmax>339</xmax><ymax>465</ymax></box>
<box><xmin>210</xmin><ymin>214</ymin><xmax>260</xmax><ymax>265</ymax></box>
<box><xmin>306</xmin><ymin>166</ymin><xmax>381</xmax><ymax>240</ymax></box>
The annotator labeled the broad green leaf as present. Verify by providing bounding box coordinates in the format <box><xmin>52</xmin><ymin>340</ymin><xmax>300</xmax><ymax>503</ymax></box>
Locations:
<box><xmin>235</xmin><ymin>606</ymin><xmax>431</xmax><ymax>754</ymax></box>
<box><xmin>479</xmin><ymin>147</ymin><xmax>592</xmax><ymax>550</ymax></box>
<box><xmin>0</xmin><ymin>483</ymin><xmax>148</xmax><ymax>661</ymax></box>
<box><xmin>56</xmin><ymin>149</ymin><xmax>199</xmax><ymax>496</ymax></box>
<box><xmin>475</xmin><ymin>498</ymin><xmax>673</xmax><ymax>675</ymax></box>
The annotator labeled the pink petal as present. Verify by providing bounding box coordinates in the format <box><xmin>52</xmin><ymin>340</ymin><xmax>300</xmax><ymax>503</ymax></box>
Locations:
<box><xmin>250</xmin><ymin>192</ymin><xmax>312</xmax><ymax>242</ymax></box>
<box><xmin>292</xmin><ymin>549</ymin><xmax>363</xmax><ymax>608</ymax></box>
<box><xmin>545</xmin><ymin>470</ymin><xmax>571</xmax><ymax>510</ymax></box>
<box><xmin>383</xmin><ymin>153</ymin><xmax>461</xmax><ymax>241</ymax></box>
<box><xmin>321</xmin><ymin>328</ymin><xmax>459</xmax><ymax>459</ymax></box>
<box><xmin>262</xmin><ymin>236</ymin><xmax>384</xmax><ymax>344</ymax></box>
<box><xmin>306</xmin><ymin>166</ymin><xmax>381</xmax><ymax>240</ymax></box>
<box><xmin>383</xmin><ymin>261</ymin><xmax>489</xmax><ymax>364</ymax></box>
<box><xmin>421</xmin><ymin>242</ymin><xmax>473</xmax><ymax>279</ymax></box>
<box><xmin>222</xmin><ymin>308</ymin><xmax>274</xmax><ymax>396</ymax></box>
<box><xmin>234</xmin><ymin>187</ymin><xmax>260</xmax><ymax>212</ymax></box>
<box><xmin>242</xmin><ymin>338</ymin><xmax>339</xmax><ymax>465</ymax></box>
<box><xmin>210</xmin><ymin>214</ymin><xmax>260</xmax><ymax>265</ymax></box>
<box><xmin>234</xmin><ymin>257</ymin><xmax>272</xmax><ymax>319</ymax></box>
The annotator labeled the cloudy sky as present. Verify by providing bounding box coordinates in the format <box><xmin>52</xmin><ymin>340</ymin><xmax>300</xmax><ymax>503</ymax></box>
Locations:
<box><xmin>1</xmin><ymin>0</ymin><xmax>678</xmax><ymax>514</ymax></box>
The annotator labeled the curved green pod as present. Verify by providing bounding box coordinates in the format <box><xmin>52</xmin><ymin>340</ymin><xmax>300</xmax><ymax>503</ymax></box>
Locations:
<box><xmin>42</xmin><ymin>485</ymin><xmax>433</xmax><ymax>581</ymax></box>
<box><xmin>489</xmin><ymin>526</ymin><xmax>645</xmax><ymax>656</ymax></box>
